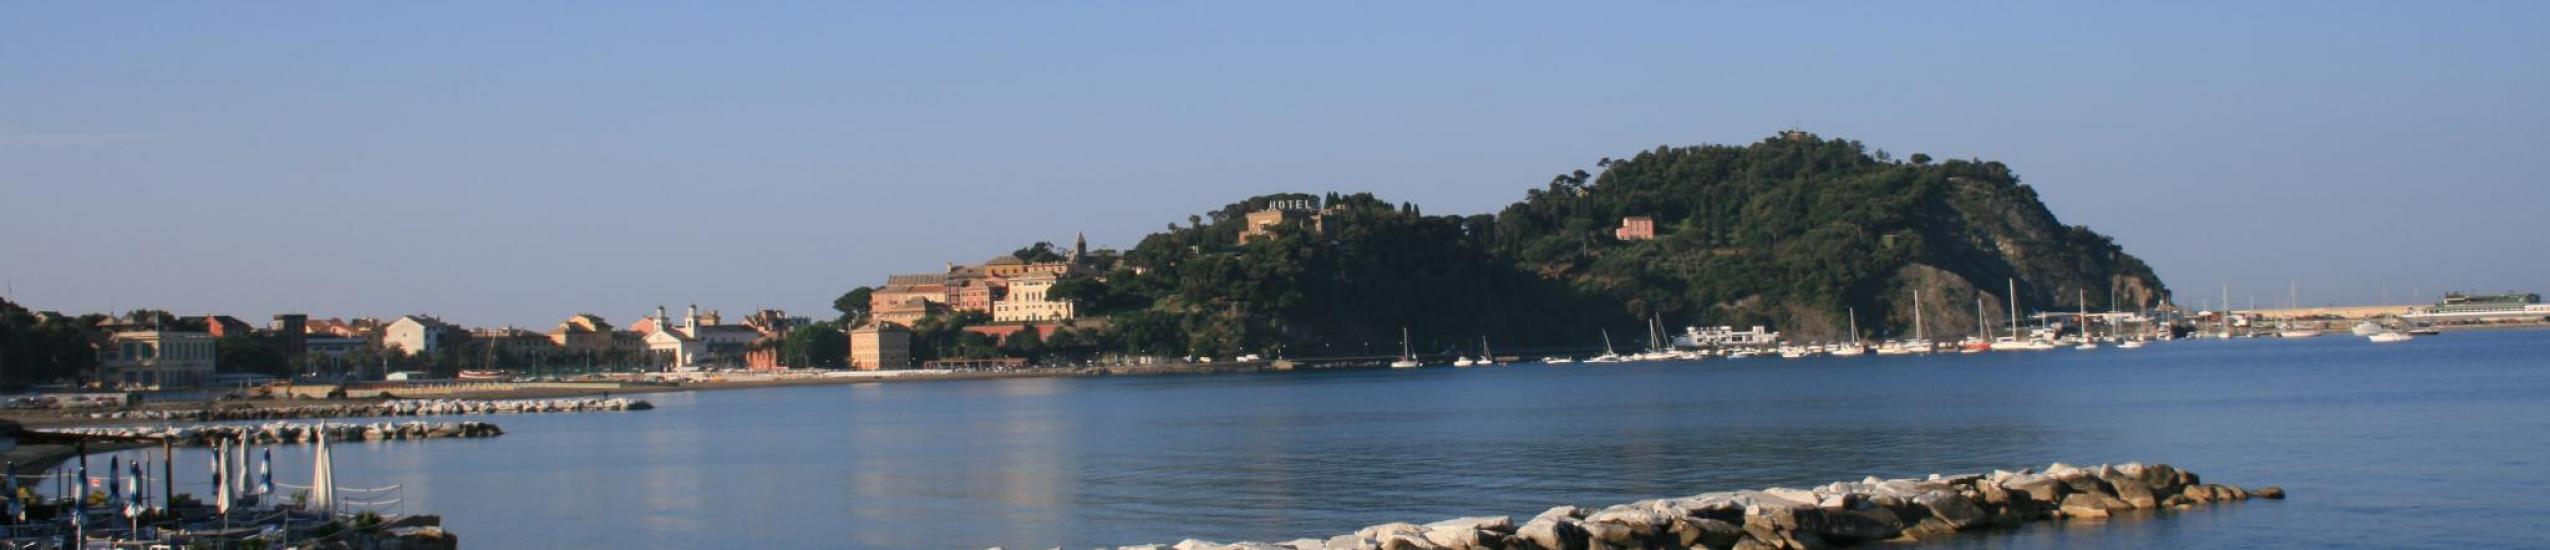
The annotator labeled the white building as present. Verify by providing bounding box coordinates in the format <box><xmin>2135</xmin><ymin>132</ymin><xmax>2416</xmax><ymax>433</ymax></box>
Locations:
<box><xmin>99</xmin><ymin>331</ymin><xmax>217</xmax><ymax>388</ymax></box>
<box><xmin>383</xmin><ymin>315</ymin><xmax>456</xmax><ymax>355</ymax></box>
<box><xmin>643</xmin><ymin>305</ymin><xmax>764</xmax><ymax>367</ymax></box>
<box><xmin>992</xmin><ymin>272</ymin><xmax>1076</xmax><ymax>323</ymax></box>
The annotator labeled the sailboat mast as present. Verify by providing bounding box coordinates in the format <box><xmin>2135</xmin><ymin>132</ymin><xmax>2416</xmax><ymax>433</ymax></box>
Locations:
<box><xmin>1914</xmin><ymin>291</ymin><xmax>1925</xmax><ymax>341</ymax></box>
<box><xmin>1846</xmin><ymin>307</ymin><xmax>1858</xmax><ymax>345</ymax></box>
<box><xmin>2007</xmin><ymin>279</ymin><xmax>2021</xmax><ymax>339</ymax></box>
<box><xmin>1977</xmin><ymin>297</ymin><xmax>1988</xmax><ymax>340</ymax></box>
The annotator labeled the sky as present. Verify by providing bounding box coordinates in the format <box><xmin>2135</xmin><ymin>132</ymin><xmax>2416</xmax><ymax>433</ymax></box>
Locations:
<box><xmin>4</xmin><ymin>2</ymin><xmax>2544</xmax><ymax>328</ymax></box>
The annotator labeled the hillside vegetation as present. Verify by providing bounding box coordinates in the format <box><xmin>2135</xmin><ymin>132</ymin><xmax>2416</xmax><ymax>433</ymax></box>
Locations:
<box><xmin>930</xmin><ymin>133</ymin><xmax>2169</xmax><ymax>361</ymax></box>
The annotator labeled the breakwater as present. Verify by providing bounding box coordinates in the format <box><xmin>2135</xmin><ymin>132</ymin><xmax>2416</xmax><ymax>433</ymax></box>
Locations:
<box><xmin>1120</xmin><ymin>462</ymin><xmax>2279</xmax><ymax>550</ymax></box>
<box><xmin>38</xmin><ymin>420</ymin><xmax>505</xmax><ymax>446</ymax></box>
<box><xmin>70</xmin><ymin>397</ymin><xmax>651</xmax><ymax>422</ymax></box>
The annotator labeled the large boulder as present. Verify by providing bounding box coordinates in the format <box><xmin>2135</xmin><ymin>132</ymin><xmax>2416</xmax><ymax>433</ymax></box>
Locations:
<box><xmin>1914</xmin><ymin>492</ymin><xmax>1988</xmax><ymax>530</ymax></box>
<box><xmin>2101</xmin><ymin>474</ymin><xmax>2158</xmax><ymax>509</ymax></box>
<box><xmin>2058</xmin><ymin>493</ymin><xmax>2119</xmax><ymax>520</ymax></box>
<box><xmin>1806</xmin><ymin>506</ymin><xmax>1904</xmax><ymax>543</ymax></box>
<box><xmin>2001</xmin><ymin>477</ymin><xmax>2069</xmax><ymax>504</ymax></box>
<box><xmin>1514</xmin><ymin>517</ymin><xmax>1586</xmax><ymax>550</ymax></box>
<box><xmin>1668</xmin><ymin>517</ymin><xmax>1746</xmax><ymax>550</ymax></box>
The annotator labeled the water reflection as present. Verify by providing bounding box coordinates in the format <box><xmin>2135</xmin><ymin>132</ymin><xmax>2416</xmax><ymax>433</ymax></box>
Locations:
<box><xmin>44</xmin><ymin>331</ymin><xmax>2550</xmax><ymax>548</ymax></box>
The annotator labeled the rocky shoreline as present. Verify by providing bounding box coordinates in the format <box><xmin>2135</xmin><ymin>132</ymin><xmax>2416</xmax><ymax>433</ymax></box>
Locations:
<box><xmin>62</xmin><ymin>397</ymin><xmax>651</xmax><ymax>422</ymax></box>
<box><xmin>1115</xmin><ymin>462</ymin><xmax>2279</xmax><ymax>550</ymax></box>
<box><xmin>38</xmin><ymin>420</ymin><xmax>505</xmax><ymax>446</ymax></box>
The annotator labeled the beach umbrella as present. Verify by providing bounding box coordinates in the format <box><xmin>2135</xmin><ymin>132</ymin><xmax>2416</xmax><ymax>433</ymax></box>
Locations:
<box><xmin>70</xmin><ymin>460</ymin><xmax>87</xmax><ymax>531</ymax></box>
<box><xmin>259</xmin><ymin>448</ymin><xmax>274</xmax><ymax>498</ymax></box>
<box><xmin>309</xmin><ymin>423</ymin><xmax>335</xmax><ymax>514</ymax></box>
<box><xmin>212</xmin><ymin>440</ymin><xmax>230</xmax><ymax>515</ymax></box>
<box><xmin>106</xmin><ymin>456</ymin><xmax>120</xmax><ymax>507</ymax></box>
<box><xmin>3</xmin><ymin>460</ymin><xmax>18</xmax><ymax>524</ymax></box>
<box><xmin>230</xmin><ymin>439</ymin><xmax>248</xmax><ymax>500</ymax></box>
<box><xmin>125</xmin><ymin>459</ymin><xmax>143</xmax><ymax>519</ymax></box>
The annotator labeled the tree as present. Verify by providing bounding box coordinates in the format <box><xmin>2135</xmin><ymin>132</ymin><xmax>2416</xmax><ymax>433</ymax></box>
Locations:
<box><xmin>998</xmin><ymin>328</ymin><xmax>1045</xmax><ymax>364</ymax></box>
<box><xmin>216</xmin><ymin>334</ymin><xmax>291</xmax><ymax>377</ymax></box>
<box><xmin>1048</xmin><ymin>276</ymin><xmax>1110</xmax><ymax>312</ymax></box>
<box><xmin>832</xmin><ymin>287</ymin><xmax>875</xmax><ymax>325</ymax></box>
<box><xmin>780</xmin><ymin>323</ymin><xmax>849</xmax><ymax>368</ymax></box>
<box><xmin>1910</xmin><ymin>153</ymin><xmax>1932</xmax><ymax>165</ymax></box>
<box><xmin>1012</xmin><ymin>242</ymin><xmax>1068</xmax><ymax>263</ymax></box>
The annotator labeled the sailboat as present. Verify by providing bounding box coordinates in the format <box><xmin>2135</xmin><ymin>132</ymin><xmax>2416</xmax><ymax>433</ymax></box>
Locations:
<box><xmin>1478</xmin><ymin>336</ymin><xmax>1499</xmax><ymax>367</ymax></box>
<box><xmin>1632</xmin><ymin>317</ymin><xmax>1681</xmax><ymax>361</ymax></box>
<box><xmin>1389</xmin><ymin>328</ymin><xmax>1422</xmax><ymax>368</ymax></box>
<box><xmin>2278</xmin><ymin>282</ymin><xmax>2324</xmax><ymax>338</ymax></box>
<box><xmin>1881</xmin><ymin>292</ymin><xmax>1934</xmax><ymax>354</ymax></box>
<box><xmin>2075</xmin><ymin>290</ymin><xmax>2099</xmax><ymax>350</ymax></box>
<box><xmin>1961</xmin><ymin>297</ymin><xmax>1992</xmax><ymax>353</ymax></box>
<box><xmin>1990</xmin><ymin>280</ymin><xmax>2052</xmax><ymax>350</ymax></box>
<box><xmin>1830</xmin><ymin>307</ymin><xmax>1867</xmax><ymax>356</ymax></box>
<box><xmin>1584</xmin><ymin>329</ymin><xmax>1627</xmax><ymax>363</ymax></box>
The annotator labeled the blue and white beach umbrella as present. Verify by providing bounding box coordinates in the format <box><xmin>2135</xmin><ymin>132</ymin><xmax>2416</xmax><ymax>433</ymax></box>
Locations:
<box><xmin>259</xmin><ymin>448</ymin><xmax>274</xmax><ymax>497</ymax></box>
<box><xmin>106</xmin><ymin>456</ymin><xmax>121</xmax><ymax>506</ymax></box>
<box><xmin>125</xmin><ymin>460</ymin><xmax>144</xmax><ymax>518</ymax></box>
<box><xmin>3</xmin><ymin>460</ymin><xmax>19</xmax><ymax>524</ymax></box>
<box><xmin>69</xmin><ymin>461</ymin><xmax>86</xmax><ymax>530</ymax></box>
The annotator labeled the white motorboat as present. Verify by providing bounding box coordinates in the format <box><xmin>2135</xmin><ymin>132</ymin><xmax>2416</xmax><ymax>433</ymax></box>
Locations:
<box><xmin>2117</xmin><ymin>339</ymin><xmax>2147</xmax><ymax>349</ymax></box>
<box><xmin>1452</xmin><ymin>357</ymin><xmax>1476</xmax><ymax>367</ymax></box>
<box><xmin>1543</xmin><ymin>357</ymin><xmax>1575</xmax><ymax>365</ymax></box>
<box><xmin>2367</xmin><ymin>332</ymin><xmax>2414</xmax><ymax>343</ymax></box>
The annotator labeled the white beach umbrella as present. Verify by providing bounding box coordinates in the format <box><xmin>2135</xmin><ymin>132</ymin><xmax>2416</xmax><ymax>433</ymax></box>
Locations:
<box><xmin>212</xmin><ymin>439</ymin><xmax>230</xmax><ymax>515</ymax></box>
<box><xmin>309</xmin><ymin>424</ymin><xmax>335</xmax><ymax>514</ymax></box>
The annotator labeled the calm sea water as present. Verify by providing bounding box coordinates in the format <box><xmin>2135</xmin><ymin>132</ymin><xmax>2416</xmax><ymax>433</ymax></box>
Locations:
<box><xmin>61</xmin><ymin>330</ymin><xmax>2550</xmax><ymax>548</ymax></box>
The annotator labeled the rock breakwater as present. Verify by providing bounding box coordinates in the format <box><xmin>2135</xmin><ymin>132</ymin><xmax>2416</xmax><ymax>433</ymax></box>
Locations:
<box><xmin>38</xmin><ymin>420</ymin><xmax>504</xmax><ymax>446</ymax></box>
<box><xmin>1118</xmin><ymin>462</ymin><xmax>2279</xmax><ymax>550</ymax></box>
<box><xmin>74</xmin><ymin>397</ymin><xmax>650</xmax><ymax>422</ymax></box>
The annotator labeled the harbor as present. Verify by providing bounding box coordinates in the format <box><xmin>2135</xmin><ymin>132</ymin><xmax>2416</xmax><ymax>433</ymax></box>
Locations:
<box><xmin>1</xmin><ymin>420</ymin><xmax>461</xmax><ymax>548</ymax></box>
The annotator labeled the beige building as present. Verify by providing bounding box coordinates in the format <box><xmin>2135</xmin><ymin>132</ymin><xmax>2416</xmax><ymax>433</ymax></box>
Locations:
<box><xmin>549</xmin><ymin>313</ymin><xmax>617</xmax><ymax>353</ymax></box>
<box><xmin>383</xmin><ymin>315</ymin><xmax>456</xmax><ymax>355</ymax></box>
<box><xmin>992</xmin><ymin>272</ymin><xmax>1076</xmax><ymax>323</ymax></box>
<box><xmin>849</xmin><ymin>322</ymin><xmax>913</xmax><ymax>371</ymax></box>
<box><xmin>99</xmin><ymin>331</ymin><xmax>217</xmax><ymax>388</ymax></box>
<box><xmin>1239</xmin><ymin>204</ymin><xmax>1329</xmax><ymax>244</ymax></box>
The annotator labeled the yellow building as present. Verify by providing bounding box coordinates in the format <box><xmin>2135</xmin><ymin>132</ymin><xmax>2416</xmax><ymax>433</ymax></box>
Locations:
<box><xmin>100</xmin><ymin>331</ymin><xmax>217</xmax><ymax>389</ymax></box>
<box><xmin>993</xmin><ymin>272</ymin><xmax>1077</xmax><ymax>323</ymax></box>
<box><xmin>849</xmin><ymin>322</ymin><xmax>913</xmax><ymax>371</ymax></box>
<box><xmin>1239</xmin><ymin>206</ymin><xmax>1328</xmax><ymax>244</ymax></box>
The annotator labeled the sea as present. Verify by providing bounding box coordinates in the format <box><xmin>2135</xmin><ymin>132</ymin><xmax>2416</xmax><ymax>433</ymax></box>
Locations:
<box><xmin>47</xmin><ymin>329</ymin><xmax>2550</xmax><ymax>548</ymax></box>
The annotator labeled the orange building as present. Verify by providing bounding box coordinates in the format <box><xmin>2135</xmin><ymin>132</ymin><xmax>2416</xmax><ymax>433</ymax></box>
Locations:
<box><xmin>1614</xmin><ymin>216</ymin><xmax>1656</xmax><ymax>241</ymax></box>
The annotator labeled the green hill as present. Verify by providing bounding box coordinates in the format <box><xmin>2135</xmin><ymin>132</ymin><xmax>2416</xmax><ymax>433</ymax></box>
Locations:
<box><xmin>1489</xmin><ymin>132</ymin><xmax>2168</xmax><ymax>343</ymax></box>
<box><xmin>955</xmin><ymin>132</ymin><xmax>2168</xmax><ymax>361</ymax></box>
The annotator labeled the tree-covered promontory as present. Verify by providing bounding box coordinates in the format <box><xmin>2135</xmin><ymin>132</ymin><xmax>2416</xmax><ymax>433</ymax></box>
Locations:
<box><xmin>998</xmin><ymin>133</ymin><xmax>2170</xmax><ymax>359</ymax></box>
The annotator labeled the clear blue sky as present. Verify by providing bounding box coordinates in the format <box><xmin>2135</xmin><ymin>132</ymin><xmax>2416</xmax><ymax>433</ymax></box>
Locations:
<box><xmin>5</xmin><ymin>2</ymin><xmax>2544</xmax><ymax>327</ymax></box>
